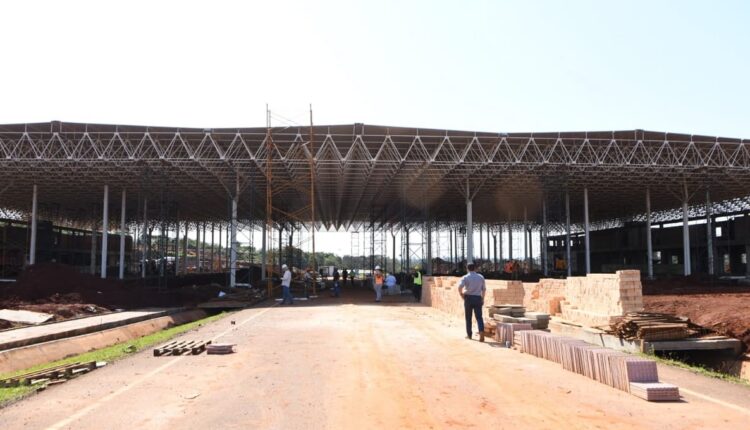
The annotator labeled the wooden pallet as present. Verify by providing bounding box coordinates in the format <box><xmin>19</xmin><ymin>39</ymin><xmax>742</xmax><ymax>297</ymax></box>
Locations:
<box><xmin>153</xmin><ymin>340</ymin><xmax>212</xmax><ymax>356</ymax></box>
<box><xmin>1</xmin><ymin>361</ymin><xmax>97</xmax><ymax>388</ymax></box>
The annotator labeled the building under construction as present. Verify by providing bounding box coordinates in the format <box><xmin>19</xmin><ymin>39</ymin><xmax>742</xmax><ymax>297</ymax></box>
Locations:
<box><xmin>1</xmin><ymin>121</ymin><xmax>749</xmax><ymax>285</ymax></box>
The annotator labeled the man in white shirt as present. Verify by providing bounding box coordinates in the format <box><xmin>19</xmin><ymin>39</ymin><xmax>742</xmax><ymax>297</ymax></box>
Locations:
<box><xmin>458</xmin><ymin>263</ymin><xmax>486</xmax><ymax>341</ymax></box>
<box><xmin>281</xmin><ymin>264</ymin><xmax>294</xmax><ymax>305</ymax></box>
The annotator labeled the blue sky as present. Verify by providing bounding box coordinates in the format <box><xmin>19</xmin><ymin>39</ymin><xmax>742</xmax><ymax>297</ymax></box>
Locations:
<box><xmin>1</xmin><ymin>0</ymin><xmax>748</xmax><ymax>254</ymax></box>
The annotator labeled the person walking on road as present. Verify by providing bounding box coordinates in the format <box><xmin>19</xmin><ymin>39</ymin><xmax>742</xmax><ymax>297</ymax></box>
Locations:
<box><xmin>332</xmin><ymin>268</ymin><xmax>341</xmax><ymax>297</ymax></box>
<box><xmin>341</xmin><ymin>268</ymin><xmax>348</xmax><ymax>287</ymax></box>
<box><xmin>458</xmin><ymin>263</ymin><xmax>485</xmax><ymax>341</ymax></box>
<box><xmin>281</xmin><ymin>264</ymin><xmax>294</xmax><ymax>305</ymax></box>
<box><xmin>303</xmin><ymin>266</ymin><xmax>313</xmax><ymax>299</ymax></box>
<box><xmin>373</xmin><ymin>265</ymin><xmax>384</xmax><ymax>302</ymax></box>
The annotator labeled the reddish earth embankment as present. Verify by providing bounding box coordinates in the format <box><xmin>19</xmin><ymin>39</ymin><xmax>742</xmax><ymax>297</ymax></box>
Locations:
<box><xmin>643</xmin><ymin>278</ymin><xmax>750</xmax><ymax>351</ymax></box>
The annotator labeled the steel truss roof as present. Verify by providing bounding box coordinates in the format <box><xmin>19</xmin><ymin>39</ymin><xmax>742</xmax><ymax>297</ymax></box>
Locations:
<box><xmin>0</xmin><ymin>122</ymin><xmax>748</xmax><ymax>231</ymax></box>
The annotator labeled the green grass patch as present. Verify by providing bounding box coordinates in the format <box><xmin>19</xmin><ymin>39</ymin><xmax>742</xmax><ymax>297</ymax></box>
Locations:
<box><xmin>641</xmin><ymin>352</ymin><xmax>750</xmax><ymax>386</ymax></box>
<box><xmin>0</xmin><ymin>311</ymin><xmax>231</xmax><ymax>406</ymax></box>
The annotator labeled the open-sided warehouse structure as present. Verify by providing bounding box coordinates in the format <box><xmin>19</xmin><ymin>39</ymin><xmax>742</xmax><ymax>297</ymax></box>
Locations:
<box><xmin>0</xmin><ymin>121</ymin><xmax>748</xmax><ymax>284</ymax></box>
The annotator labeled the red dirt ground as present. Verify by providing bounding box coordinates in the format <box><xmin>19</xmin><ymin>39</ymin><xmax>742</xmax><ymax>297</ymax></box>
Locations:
<box><xmin>642</xmin><ymin>278</ymin><xmax>750</xmax><ymax>351</ymax></box>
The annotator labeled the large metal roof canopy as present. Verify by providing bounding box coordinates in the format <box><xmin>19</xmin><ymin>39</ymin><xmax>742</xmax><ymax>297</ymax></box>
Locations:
<box><xmin>0</xmin><ymin>121</ymin><xmax>748</xmax><ymax>230</ymax></box>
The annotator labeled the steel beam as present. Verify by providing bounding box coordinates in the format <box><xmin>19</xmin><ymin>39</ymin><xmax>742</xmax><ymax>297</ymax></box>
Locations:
<box><xmin>118</xmin><ymin>189</ymin><xmax>126</xmax><ymax>279</ymax></box>
<box><xmin>29</xmin><ymin>184</ymin><xmax>38</xmax><ymax>265</ymax></box>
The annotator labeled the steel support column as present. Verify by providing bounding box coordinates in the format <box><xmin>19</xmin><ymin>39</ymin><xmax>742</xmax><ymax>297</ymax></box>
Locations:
<box><xmin>230</xmin><ymin>180</ymin><xmax>238</xmax><ymax>288</ymax></box>
<box><xmin>182</xmin><ymin>223</ymin><xmax>188</xmax><ymax>274</ymax></box>
<box><xmin>682</xmin><ymin>183</ymin><xmax>691</xmax><ymax>276</ymax></box>
<box><xmin>466</xmin><ymin>197</ymin><xmax>474</xmax><ymax>264</ymax></box>
<box><xmin>210</xmin><ymin>223</ymin><xmax>215</xmax><ymax>272</ymax></box>
<box><xmin>101</xmin><ymin>185</ymin><xmax>109</xmax><ymax>279</ymax></box>
<box><xmin>646</xmin><ymin>188</ymin><xmax>654</xmax><ymax>280</ymax></box>
<box><xmin>508</xmin><ymin>213</ymin><xmax>513</xmax><ymax>262</ymax></box>
<box><xmin>90</xmin><ymin>220</ymin><xmax>97</xmax><ymax>275</ymax></box>
<box><xmin>542</xmin><ymin>196</ymin><xmax>548</xmax><ymax>276</ymax></box>
<box><xmin>426</xmin><ymin>222</ymin><xmax>432</xmax><ymax>275</ymax></box>
<box><xmin>565</xmin><ymin>190</ymin><xmax>572</xmax><ymax>277</ymax></box>
<box><xmin>498</xmin><ymin>223</ymin><xmax>503</xmax><ymax>264</ymax></box>
<box><xmin>261</xmin><ymin>222</ymin><xmax>266</xmax><ymax>280</ymax></box>
<box><xmin>706</xmin><ymin>189</ymin><xmax>714</xmax><ymax>277</ymax></box>
<box><xmin>523</xmin><ymin>207</ymin><xmax>528</xmax><ymax>270</ymax></box>
<box><xmin>141</xmin><ymin>198</ymin><xmax>147</xmax><ymax>278</ymax></box>
<box><xmin>584</xmin><ymin>187</ymin><xmax>591</xmax><ymax>274</ymax></box>
<box><xmin>29</xmin><ymin>184</ymin><xmax>38</xmax><ymax>265</ymax></box>
<box><xmin>118</xmin><ymin>189</ymin><xmax>126</xmax><ymax>280</ymax></box>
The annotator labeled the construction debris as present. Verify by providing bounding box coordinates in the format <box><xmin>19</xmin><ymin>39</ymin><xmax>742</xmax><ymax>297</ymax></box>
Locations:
<box><xmin>0</xmin><ymin>361</ymin><xmax>105</xmax><ymax>388</ymax></box>
<box><xmin>0</xmin><ymin>309</ymin><xmax>54</xmax><ymax>325</ymax></box>
<box><xmin>206</xmin><ymin>343</ymin><xmax>236</xmax><ymax>355</ymax></box>
<box><xmin>515</xmin><ymin>330</ymin><xmax>680</xmax><ymax>401</ymax></box>
<box><xmin>153</xmin><ymin>340</ymin><xmax>212</xmax><ymax>356</ymax></box>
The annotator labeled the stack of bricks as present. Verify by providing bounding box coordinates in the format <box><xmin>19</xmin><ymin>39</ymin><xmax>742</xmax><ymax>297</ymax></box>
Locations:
<box><xmin>560</xmin><ymin>270</ymin><xmax>644</xmax><ymax>327</ymax></box>
<box><xmin>522</xmin><ymin>278</ymin><xmax>567</xmax><ymax>314</ymax></box>
<box><xmin>422</xmin><ymin>277</ymin><xmax>524</xmax><ymax>320</ymax></box>
<box><xmin>423</xmin><ymin>270</ymin><xmax>643</xmax><ymax>329</ymax></box>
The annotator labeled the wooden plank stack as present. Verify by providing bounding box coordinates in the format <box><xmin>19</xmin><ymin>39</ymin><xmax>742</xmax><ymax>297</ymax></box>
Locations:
<box><xmin>611</xmin><ymin>313</ymin><xmax>693</xmax><ymax>341</ymax></box>
<box><xmin>153</xmin><ymin>339</ymin><xmax>212</xmax><ymax>356</ymax></box>
<box><xmin>514</xmin><ymin>331</ymin><xmax>680</xmax><ymax>401</ymax></box>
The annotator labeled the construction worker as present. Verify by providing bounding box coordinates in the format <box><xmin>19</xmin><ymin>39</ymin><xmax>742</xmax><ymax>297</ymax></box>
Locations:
<box><xmin>373</xmin><ymin>265</ymin><xmax>384</xmax><ymax>302</ymax></box>
<box><xmin>458</xmin><ymin>263</ymin><xmax>486</xmax><ymax>342</ymax></box>
<box><xmin>412</xmin><ymin>267</ymin><xmax>423</xmax><ymax>302</ymax></box>
<box><xmin>281</xmin><ymin>264</ymin><xmax>293</xmax><ymax>305</ymax></box>
<box><xmin>332</xmin><ymin>268</ymin><xmax>341</xmax><ymax>297</ymax></box>
<box><xmin>303</xmin><ymin>266</ymin><xmax>313</xmax><ymax>299</ymax></box>
<box><xmin>341</xmin><ymin>268</ymin><xmax>348</xmax><ymax>287</ymax></box>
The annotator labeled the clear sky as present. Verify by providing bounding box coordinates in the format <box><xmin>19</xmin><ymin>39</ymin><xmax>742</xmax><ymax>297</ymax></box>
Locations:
<box><xmin>2</xmin><ymin>1</ymin><xmax>748</xmax><ymax>255</ymax></box>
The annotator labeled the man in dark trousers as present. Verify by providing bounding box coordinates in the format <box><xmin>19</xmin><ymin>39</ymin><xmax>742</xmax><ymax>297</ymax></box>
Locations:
<box><xmin>458</xmin><ymin>263</ymin><xmax>486</xmax><ymax>342</ymax></box>
<box><xmin>341</xmin><ymin>268</ymin><xmax>348</xmax><ymax>287</ymax></box>
<box><xmin>332</xmin><ymin>268</ymin><xmax>341</xmax><ymax>297</ymax></box>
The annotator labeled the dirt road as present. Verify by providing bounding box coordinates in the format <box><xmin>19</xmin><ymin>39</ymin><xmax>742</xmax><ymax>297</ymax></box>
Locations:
<box><xmin>2</xmin><ymin>290</ymin><xmax>749</xmax><ymax>429</ymax></box>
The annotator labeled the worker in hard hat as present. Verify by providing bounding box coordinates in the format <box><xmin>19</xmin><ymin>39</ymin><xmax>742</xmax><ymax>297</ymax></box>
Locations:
<box><xmin>281</xmin><ymin>264</ymin><xmax>294</xmax><ymax>305</ymax></box>
<box><xmin>412</xmin><ymin>266</ymin><xmax>423</xmax><ymax>302</ymax></box>
<box><xmin>373</xmin><ymin>265</ymin><xmax>384</xmax><ymax>302</ymax></box>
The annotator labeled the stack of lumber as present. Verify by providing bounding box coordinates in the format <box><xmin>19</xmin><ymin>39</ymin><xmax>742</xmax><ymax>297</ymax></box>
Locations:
<box><xmin>611</xmin><ymin>313</ymin><xmax>693</xmax><ymax>341</ymax></box>
<box><xmin>514</xmin><ymin>330</ymin><xmax>680</xmax><ymax>401</ymax></box>
<box><xmin>495</xmin><ymin>322</ymin><xmax>533</xmax><ymax>344</ymax></box>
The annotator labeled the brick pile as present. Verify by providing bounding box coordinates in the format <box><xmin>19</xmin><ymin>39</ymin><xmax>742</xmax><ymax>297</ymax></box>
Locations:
<box><xmin>522</xmin><ymin>278</ymin><xmax>566</xmax><ymax>314</ymax></box>
<box><xmin>422</xmin><ymin>277</ymin><xmax>524</xmax><ymax>320</ymax></box>
<box><xmin>560</xmin><ymin>271</ymin><xmax>644</xmax><ymax>327</ymax></box>
<box><xmin>424</xmin><ymin>270</ymin><xmax>644</xmax><ymax>330</ymax></box>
